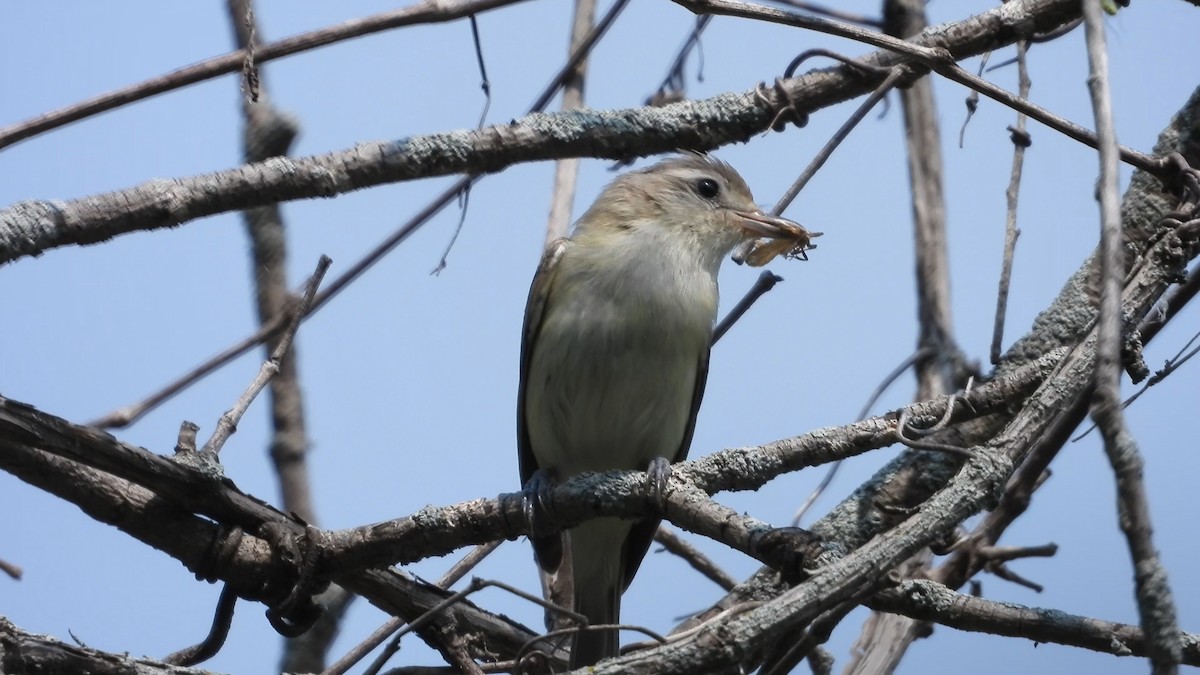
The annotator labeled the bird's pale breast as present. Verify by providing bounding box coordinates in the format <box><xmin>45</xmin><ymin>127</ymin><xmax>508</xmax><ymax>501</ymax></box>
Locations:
<box><xmin>524</xmin><ymin>241</ymin><xmax>716</xmax><ymax>477</ymax></box>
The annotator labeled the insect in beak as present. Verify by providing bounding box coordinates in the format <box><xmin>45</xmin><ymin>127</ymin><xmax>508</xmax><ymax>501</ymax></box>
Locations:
<box><xmin>731</xmin><ymin>209</ymin><xmax>822</xmax><ymax>266</ymax></box>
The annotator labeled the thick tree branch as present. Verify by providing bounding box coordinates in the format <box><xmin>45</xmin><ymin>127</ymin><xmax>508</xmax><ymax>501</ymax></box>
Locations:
<box><xmin>867</xmin><ymin>580</ymin><xmax>1200</xmax><ymax>666</ymax></box>
<box><xmin>0</xmin><ymin>617</ymin><xmax>226</xmax><ymax>675</ymax></box>
<box><xmin>0</xmin><ymin>421</ymin><xmax>545</xmax><ymax>665</ymax></box>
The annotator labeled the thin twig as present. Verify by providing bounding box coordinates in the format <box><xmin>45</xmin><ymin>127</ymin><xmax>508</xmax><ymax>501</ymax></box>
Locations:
<box><xmin>519</xmin><ymin>623</ymin><xmax>666</xmax><ymax>664</ymax></box>
<box><xmin>1082</xmin><ymin>2</ymin><xmax>1181</xmax><ymax>672</ymax></box>
<box><xmin>87</xmin><ymin>315</ymin><xmax>286</xmax><ymax>428</ymax></box>
<box><xmin>1073</xmin><ymin>326</ymin><xmax>1200</xmax><ymax>442</ymax></box>
<box><xmin>1121</xmin><ymin>330</ymin><xmax>1200</xmax><ymax>404</ymax></box>
<box><xmin>544</xmin><ymin>0</ymin><xmax>597</xmax><ymax>243</ymax></box>
<box><xmin>674</xmin><ymin>0</ymin><xmax>922</xmax><ymax>57</ymax></box>
<box><xmin>771</xmin><ymin>66</ymin><xmax>907</xmax><ymax>216</ymax></box>
<box><xmin>654</xmin><ymin>525</ymin><xmax>738</xmax><ymax>591</ymax></box>
<box><xmin>0</xmin><ymin>0</ymin><xmax>531</xmax><ymax>151</ymax></box>
<box><xmin>895</xmin><ymin>409</ymin><xmax>974</xmax><ymax>459</ymax></box>
<box><xmin>367</xmin><ymin>578</ymin><xmax>577</xmax><ymax>675</ymax></box>
<box><xmin>469</xmin><ymin>15</ymin><xmax>492</xmax><ymax>130</ymax></box>
<box><xmin>761</xmin><ymin>599</ymin><xmax>862</xmax><ymax>675</ymax></box>
<box><xmin>430</xmin><ymin>181</ymin><xmax>475</xmax><ymax>276</ymax></box>
<box><xmin>336</xmin><ymin>542</ymin><xmax>503</xmax><ymax>675</ymax></box>
<box><xmin>733</xmin><ymin>63</ymin><xmax>904</xmax><ymax>264</ymax></box>
<box><xmin>782</xmin><ymin>48</ymin><xmax>886</xmax><ymax>79</ymax></box>
<box><xmin>200</xmin><ymin>256</ymin><xmax>331</xmax><ymax>456</ymax></box>
<box><xmin>990</xmin><ymin>40</ymin><xmax>1031</xmax><ymax>365</ymax></box>
<box><xmin>711</xmin><ymin>270</ymin><xmax>783</xmax><ymax>343</ymax></box>
<box><xmin>958</xmin><ymin>51</ymin><xmax>990</xmax><ymax>148</ymax></box>
<box><xmin>772</xmin><ymin>0</ymin><xmax>883</xmax><ymax>28</ymax></box>
<box><xmin>647</xmin><ymin>15</ymin><xmax>713</xmax><ymax>104</ymax></box>
<box><xmin>932</xmin><ymin>394</ymin><xmax>1088</xmax><ymax>591</ymax></box>
<box><xmin>0</xmin><ymin>557</ymin><xmax>23</xmax><ymax>580</ymax></box>
<box><xmin>527</xmin><ymin>0</ymin><xmax>630</xmax><ymax>113</ymax></box>
<box><xmin>428</xmin><ymin>15</ymin><xmax>494</xmax><ymax>276</ymax></box>
<box><xmin>162</xmin><ymin>586</ymin><xmax>239</xmax><ymax>666</ymax></box>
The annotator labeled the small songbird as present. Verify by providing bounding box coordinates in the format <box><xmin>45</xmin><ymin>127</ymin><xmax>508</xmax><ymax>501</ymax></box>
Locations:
<box><xmin>517</xmin><ymin>153</ymin><xmax>810</xmax><ymax>668</ymax></box>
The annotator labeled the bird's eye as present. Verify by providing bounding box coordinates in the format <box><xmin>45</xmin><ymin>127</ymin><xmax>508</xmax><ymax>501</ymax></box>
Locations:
<box><xmin>695</xmin><ymin>178</ymin><xmax>720</xmax><ymax>199</ymax></box>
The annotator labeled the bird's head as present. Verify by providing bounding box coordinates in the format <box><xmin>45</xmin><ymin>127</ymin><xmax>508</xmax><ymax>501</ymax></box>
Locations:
<box><xmin>574</xmin><ymin>153</ymin><xmax>812</xmax><ymax>271</ymax></box>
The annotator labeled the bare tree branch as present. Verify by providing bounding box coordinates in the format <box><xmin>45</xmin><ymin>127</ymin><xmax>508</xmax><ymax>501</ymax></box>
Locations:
<box><xmin>199</xmin><ymin>256</ymin><xmax>329</xmax><ymax>457</ymax></box>
<box><xmin>990</xmin><ymin>41</ymin><xmax>1032</xmax><ymax>365</ymax></box>
<box><xmin>544</xmin><ymin>0</ymin><xmax>597</xmax><ymax>243</ymax></box>
<box><xmin>222</xmin><ymin>2</ymin><xmax>351</xmax><ymax>670</ymax></box>
<box><xmin>653</xmin><ymin>526</ymin><xmax>738</xmax><ymax>592</ymax></box>
<box><xmin>85</xmin><ymin>0</ymin><xmax>632</xmax><ymax>430</ymax></box>
<box><xmin>842</xmin><ymin>1</ymin><xmax>956</xmax><ymax>670</ymax></box>
<box><xmin>1082</xmin><ymin>2</ymin><xmax>1182</xmax><ymax>672</ymax></box>
<box><xmin>676</xmin><ymin>0</ymin><xmax>1159</xmax><ymax>173</ymax></box>
<box><xmin>1</xmin><ymin>617</ymin><xmax>228</xmax><ymax>675</ymax></box>
<box><xmin>0</xmin><ymin>0</ymin><xmax>1096</xmax><ymax>267</ymax></box>
<box><xmin>600</xmin><ymin>223</ymin><xmax>1197</xmax><ymax>671</ymax></box>
<box><xmin>0</xmin><ymin>0</ymin><xmax>534</xmax><ymax>151</ymax></box>
<box><xmin>677</xmin><ymin>84</ymin><xmax>1200</xmax><ymax>669</ymax></box>
<box><xmin>0</xmin><ymin>350</ymin><xmax>1061</xmax><ymax>584</ymax></box>
<box><xmin>868</xmin><ymin>580</ymin><xmax>1200</xmax><ymax>666</ymax></box>
<box><xmin>5</xmin><ymin>4</ymin><xmax>1200</xmax><ymax>671</ymax></box>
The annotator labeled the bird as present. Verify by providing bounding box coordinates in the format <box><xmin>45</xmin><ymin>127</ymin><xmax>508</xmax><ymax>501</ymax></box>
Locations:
<box><xmin>517</xmin><ymin>152</ymin><xmax>811</xmax><ymax>668</ymax></box>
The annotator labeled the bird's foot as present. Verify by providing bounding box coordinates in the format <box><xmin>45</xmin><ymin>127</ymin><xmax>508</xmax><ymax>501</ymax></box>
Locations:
<box><xmin>645</xmin><ymin>456</ymin><xmax>672</xmax><ymax>514</ymax></box>
<box><xmin>522</xmin><ymin>469</ymin><xmax>556</xmax><ymax>537</ymax></box>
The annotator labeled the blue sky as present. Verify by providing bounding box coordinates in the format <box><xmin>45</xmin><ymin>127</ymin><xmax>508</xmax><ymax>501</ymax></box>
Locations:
<box><xmin>1</xmin><ymin>2</ymin><xmax>1197</xmax><ymax>673</ymax></box>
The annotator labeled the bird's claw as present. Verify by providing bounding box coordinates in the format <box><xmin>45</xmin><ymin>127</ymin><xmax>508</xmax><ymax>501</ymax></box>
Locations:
<box><xmin>646</xmin><ymin>456</ymin><xmax>672</xmax><ymax>513</ymax></box>
<box><xmin>522</xmin><ymin>470</ymin><xmax>556</xmax><ymax>537</ymax></box>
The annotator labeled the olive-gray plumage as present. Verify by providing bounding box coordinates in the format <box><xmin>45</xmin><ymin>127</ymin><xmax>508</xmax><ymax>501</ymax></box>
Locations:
<box><xmin>517</xmin><ymin>154</ymin><xmax>803</xmax><ymax>667</ymax></box>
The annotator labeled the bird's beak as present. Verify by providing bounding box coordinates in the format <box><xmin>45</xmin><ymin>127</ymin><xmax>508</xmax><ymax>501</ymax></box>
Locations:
<box><xmin>731</xmin><ymin>209</ymin><xmax>823</xmax><ymax>266</ymax></box>
<box><xmin>732</xmin><ymin>209</ymin><xmax>810</xmax><ymax>241</ymax></box>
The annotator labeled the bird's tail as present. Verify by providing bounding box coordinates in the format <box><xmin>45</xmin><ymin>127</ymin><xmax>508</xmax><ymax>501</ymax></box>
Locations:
<box><xmin>571</xmin><ymin>579</ymin><xmax>621</xmax><ymax>668</ymax></box>
<box><xmin>567</xmin><ymin>519</ymin><xmax>627</xmax><ymax>668</ymax></box>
